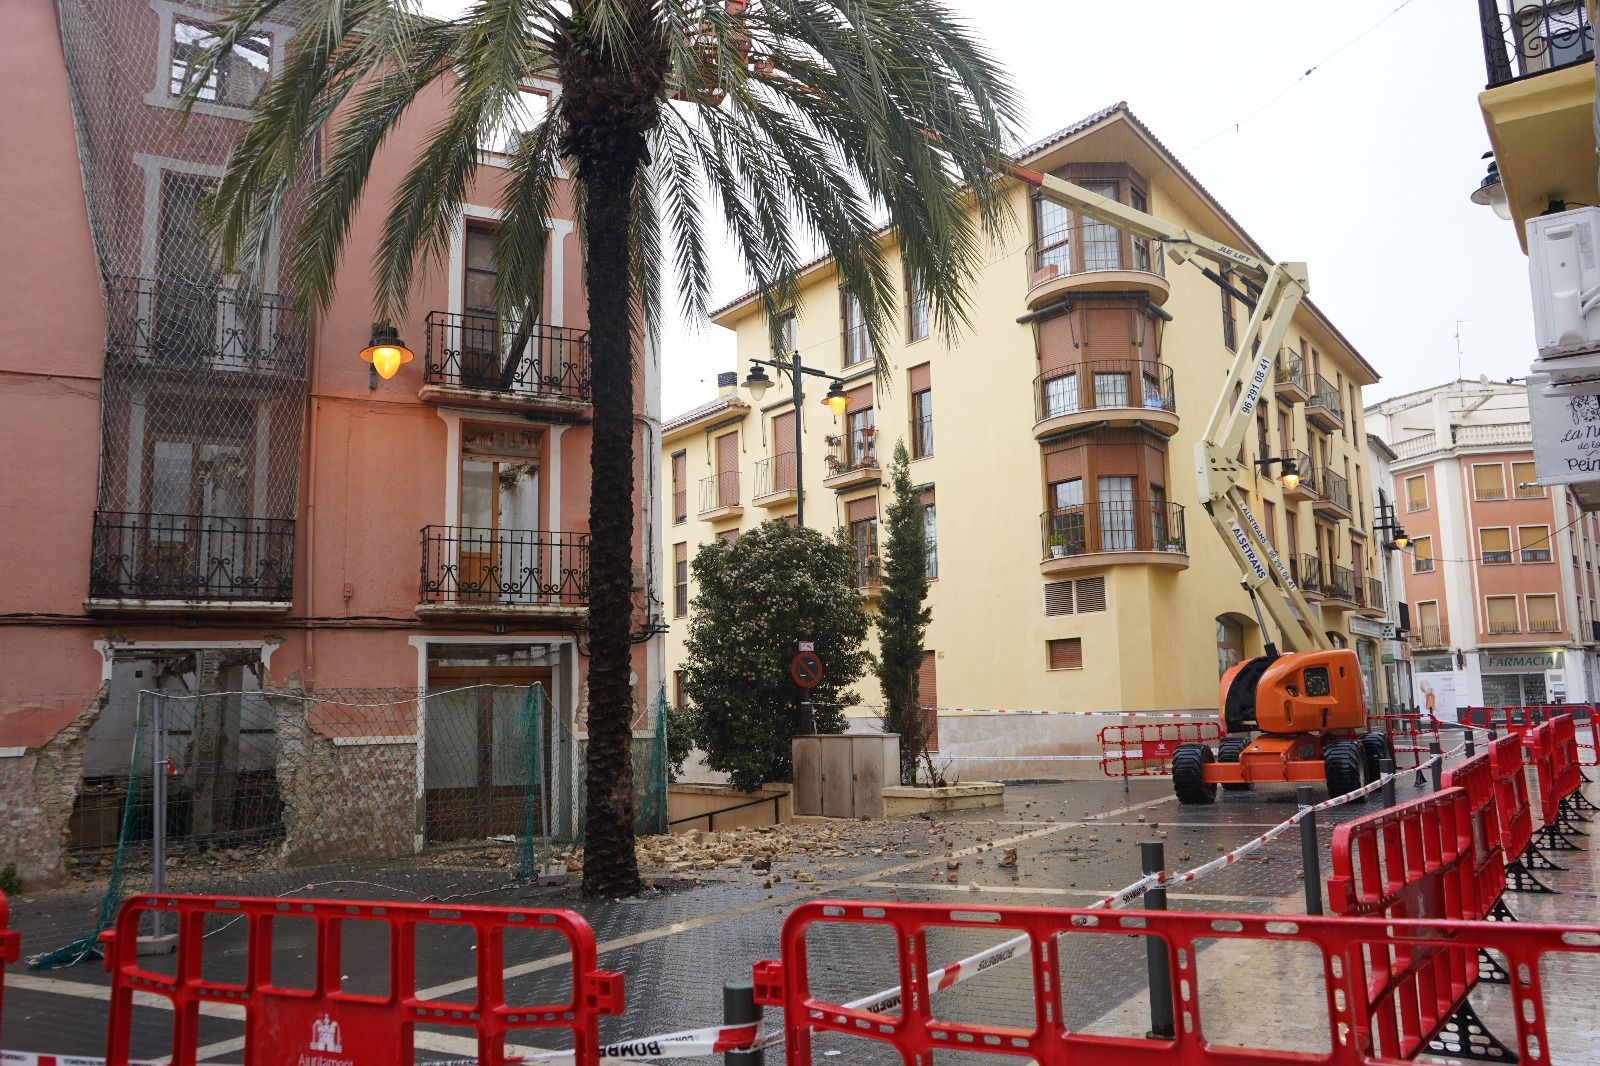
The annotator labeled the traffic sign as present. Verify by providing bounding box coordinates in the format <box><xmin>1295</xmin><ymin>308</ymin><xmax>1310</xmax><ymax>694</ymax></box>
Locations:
<box><xmin>790</xmin><ymin>650</ymin><xmax>823</xmax><ymax>688</ymax></box>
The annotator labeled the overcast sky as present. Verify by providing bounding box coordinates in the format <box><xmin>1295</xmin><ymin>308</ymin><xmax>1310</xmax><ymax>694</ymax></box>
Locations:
<box><xmin>656</xmin><ymin>0</ymin><xmax>1537</xmax><ymax>418</ymax></box>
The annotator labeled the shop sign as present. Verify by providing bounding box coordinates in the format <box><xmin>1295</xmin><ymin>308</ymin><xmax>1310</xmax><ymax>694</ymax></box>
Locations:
<box><xmin>1416</xmin><ymin>656</ymin><xmax>1455</xmax><ymax>673</ymax></box>
<box><xmin>1347</xmin><ymin>615</ymin><xmax>1387</xmax><ymax>638</ymax></box>
<box><xmin>1482</xmin><ymin>650</ymin><xmax>1563</xmax><ymax>673</ymax></box>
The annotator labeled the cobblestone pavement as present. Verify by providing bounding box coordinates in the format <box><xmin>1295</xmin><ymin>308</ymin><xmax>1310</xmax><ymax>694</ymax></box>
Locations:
<box><xmin>4</xmin><ymin>764</ymin><xmax>1599</xmax><ymax>1063</ymax></box>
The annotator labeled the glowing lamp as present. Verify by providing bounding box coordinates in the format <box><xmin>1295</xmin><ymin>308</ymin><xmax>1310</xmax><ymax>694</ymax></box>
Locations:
<box><xmin>1278</xmin><ymin>458</ymin><xmax>1302</xmax><ymax>492</ymax></box>
<box><xmin>1393</xmin><ymin>530</ymin><xmax>1410</xmax><ymax>550</ymax></box>
<box><xmin>361</xmin><ymin>322</ymin><xmax>414</xmax><ymax>380</ymax></box>
<box><xmin>822</xmin><ymin>379</ymin><xmax>849</xmax><ymax>417</ymax></box>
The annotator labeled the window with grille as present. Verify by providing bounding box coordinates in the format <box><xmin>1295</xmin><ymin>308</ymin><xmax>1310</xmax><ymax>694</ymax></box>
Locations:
<box><xmin>911</xmin><ymin>382</ymin><xmax>934</xmax><ymax>459</ymax></box>
<box><xmin>771</xmin><ymin>311</ymin><xmax>797</xmax><ymax>355</ymax></box>
<box><xmin>671</xmin><ymin>450</ymin><xmax>687</xmax><ymax>524</ymax></box>
<box><xmin>1473</xmin><ymin>463</ymin><xmax>1507</xmax><ymax>501</ymax></box>
<box><xmin>1412</xmin><ymin>536</ymin><xmax>1434</xmax><ymax>573</ymax></box>
<box><xmin>170</xmin><ymin>17</ymin><xmax>272</xmax><ymax>109</ymax></box>
<box><xmin>842</xmin><ymin>292</ymin><xmax>872</xmax><ymax>367</ymax></box>
<box><xmin>1034</xmin><ymin>196</ymin><xmax>1071</xmax><ymax>275</ymax></box>
<box><xmin>1046</xmin><ymin>637</ymin><xmax>1083</xmax><ymax>670</ymax></box>
<box><xmin>1480</xmin><ymin>528</ymin><xmax>1513</xmax><ymax>564</ymax></box>
<box><xmin>1486</xmin><ymin>596</ymin><xmax>1520</xmax><ymax>634</ymax></box>
<box><xmin>906</xmin><ymin>273</ymin><xmax>930</xmax><ymax>343</ymax></box>
<box><xmin>673</xmin><ymin>542</ymin><xmax>688</xmax><ymax>617</ymax></box>
<box><xmin>1079</xmin><ymin>181</ymin><xmax>1121</xmax><ymax>270</ymax></box>
<box><xmin>1220</xmin><ymin>269</ymin><xmax>1237</xmax><ymax>352</ymax></box>
<box><xmin>922</xmin><ymin>497</ymin><xmax>938</xmax><ymax>578</ymax></box>
<box><xmin>1519</xmin><ymin>525</ymin><xmax>1552</xmax><ymax>563</ymax></box>
<box><xmin>1526</xmin><ymin>595</ymin><xmax>1560</xmax><ymax>633</ymax></box>
<box><xmin>1405</xmin><ymin>474</ymin><xmax>1428</xmax><ymax>512</ymax></box>
<box><xmin>1512</xmin><ymin>461</ymin><xmax>1542</xmax><ymax>498</ymax></box>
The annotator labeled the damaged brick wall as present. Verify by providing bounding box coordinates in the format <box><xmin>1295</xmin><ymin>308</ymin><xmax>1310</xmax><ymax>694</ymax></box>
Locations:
<box><xmin>271</xmin><ymin>692</ymin><xmax>418</xmax><ymax>866</ymax></box>
<box><xmin>0</xmin><ymin>687</ymin><xmax>108</xmax><ymax>889</ymax></box>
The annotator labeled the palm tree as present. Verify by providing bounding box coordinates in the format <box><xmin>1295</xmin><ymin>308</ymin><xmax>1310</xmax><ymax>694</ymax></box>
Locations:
<box><xmin>184</xmin><ymin>0</ymin><xmax>1018</xmax><ymax>897</ymax></box>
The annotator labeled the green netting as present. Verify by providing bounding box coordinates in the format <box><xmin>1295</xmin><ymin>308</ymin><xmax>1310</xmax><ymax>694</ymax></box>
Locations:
<box><xmin>571</xmin><ymin>685</ymin><xmax>670</xmax><ymax>843</ymax></box>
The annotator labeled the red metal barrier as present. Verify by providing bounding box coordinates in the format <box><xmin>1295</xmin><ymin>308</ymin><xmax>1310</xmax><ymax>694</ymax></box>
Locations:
<box><xmin>1441</xmin><ymin>751</ymin><xmax>1507</xmax><ymax>914</ymax></box>
<box><xmin>1367</xmin><ymin>712</ymin><xmax>1439</xmax><ymax>770</ymax></box>
<box><xmin>1096</xmin><ymin>720</ymin><xmax>1221</xmax><ymax>778</ymax></box>
<box><xmin>753</xmin><ymin>900</ymin><xmax>1600</xmax><ymax>1064</ymax></box>
<box><xmin>100</xmin><ymin>894</ymin><xmax>623</xmax><ymax>1066</ymax></box>
<box><xmin>0</xmin><ymin>890</ymin><xmax>17</xmax><ymax>1038</ymax></box>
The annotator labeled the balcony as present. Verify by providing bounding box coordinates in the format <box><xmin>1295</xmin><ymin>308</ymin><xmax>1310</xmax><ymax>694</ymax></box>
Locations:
<box><xmin>698</xmin><ymin>472</ymin><xmax>743</xmax><ymax>521</ymax></box>
<box><xmin>1409</xmin><ymin>624</ymin><xmax>1450</xmax><ymax>649</ymax></box>
<box><xmin>1528</xmin><ymin>616</ymin><xmax>1564</xmax><ymax>634</ymax></box>
<box><xmin>421</xmin><ymin>312</ymin><xmax>591</xmax><ymax>416</ymax></box>
<box><xmin>1292</xmin><ymin>554</ymin><xmax>1325</xmax><ymax>600</ymax></box>
<box><xmin>1033</xmin><ymin>360</ymin><xmax>1178</xmax><ymax>439</ymax></box>
<box><xmin>105</xmin><ymin>276</ymin><xmax>307</xmax><ymax>378</ymax></box>
<box><xmin>1364</xmin><ymin>577</ymin><xmax>1387</xmax><ymax>617</ymax></box>
<box><xmin>1522</xmin><ymin>547</ymin><xmax>1553</xmax><ymax>563</ymax></box>
<box><xmin>1488</xmin><ymin>619</ymin><xmax>1523</xmax><ymax>635</ymax></box>
<box><xmin>1039</xmin><ymin>500</ymin><xmax>1188</xmax><ymax>575</ymax></box>
<box><xmin>417</xmin><ymin>526</ymin><xmax>587</xmax><ymax>618</ymax></box>
<box><xmin>1312</xmin><ymin>468</ymin><xmax>1352</xmax><ymax>519</ymax></box>
<box><xmin>1321</xmin><ymin>563</ymin><xmax>1360</xmax><ymax>610</ymax></box>
<box><xmin>87</xmin><ymin>511</ymin><xmax>294</xmax><ymax>611</ymax></box>
<box><xmin>753</xmin><ymin>453</ymin><xmax>798</xmax><ymax>507</ymax></box>
<box><xmin>1481</xmin><ymin>0</ymin><xmax>1593</xmax><ymax>87</ymax></box>
<box><xmin>1024</xmin><ymin>230</ymin><xmax>1170</xmax><ymax>311</ymax></box>
<box><xmin>1413</xmin><ymin>557</ymin><xmax>1435</xmax><ymax>574</ymax></box>
<box><xmin>1282</xmin><ymin>449</ymin><xmax>1319</xmax><ymax>502</ymax></box>
<box><xmin>1305</xmin><ymin>374</ymin><xmax>1343</xmax><ymax>431</ymax></box>
<box><xmin>856</xmin><ymin>550</ymin><xmax>883</xmax><ymax>595</ymax></box>
<box><xmin>1274</xmin><ymin>350</ymin><xmax>1310</xmax><ymax>404</ymax></box>
<box><xmin>823</xmin><ymin>429</ymin><xmax>880</xmax><ymax>491</ymax></box>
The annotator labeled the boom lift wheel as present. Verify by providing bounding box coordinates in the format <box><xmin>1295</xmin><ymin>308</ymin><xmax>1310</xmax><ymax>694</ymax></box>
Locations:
<box><xmin>1172</xmin><ymin>743</ymin><xmax>1218</xmax><ymax>805</ymax></box>
<box><xmin>1323</xmin><ymin>739</ymin><xmax>1367</xmax><ymax>801</ymax></box>
<box><xmin>1357</xmin><ymin>732</ymin><xmax>1392</xmax><ymax>786</ymax></box>
<box><xmin>1217</xmin><ymin>736</ymin><xmax>1251</xmax><ymax>791</ymax></box>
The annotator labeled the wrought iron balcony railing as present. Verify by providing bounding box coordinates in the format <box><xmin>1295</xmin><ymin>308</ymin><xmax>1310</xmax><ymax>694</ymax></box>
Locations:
<box><xmin>424</xmin><ymin>311</ymin><xmax>590</xmax><ymax>404</ymax></box>
<box><xmin>1480</xmin><ymin>0</ymin><xmax>1593</xmax><ymax>87</ymax></box>
<box><xmin>1320</xmin><ymin>468</ymin><xmax>1351</xmax><ymax>512</ymax></box>
<box><xmin>753</xmin><ymin>453</ymin><xmax>797</xmax><ymax>498</ymax></box>
<box><xmin>1488</xmin><ymin>618</ymin><xmax>1523</xmax><ymax>635</ymax></box>
<box><xmin>1036</xmin><ymin>360</ymin><xmax>1176</xmax><ymax>422</ymax></box>
<box><xmin>419</xmin><ymin>526</ymin><xmax>588</xmax><ymax>608</ymax></box>
<box><xmin>105</xmin><ymin>276</ymin><xmax>307</xmax><ymax>377</ymax></box>
<box><xmin>1528</xmin><ymin>616</ymin><xmax>1564</xmax><ymax>633</ymax></box>
<box><xmin>1307</xmin><ymin>374</ymin><xmax>1343</xmax><ymax>424</ymax></box>
<box><xmin>1366</xmin><ymin>577</ymin><xmax>1386</xmax><ymax>613</ymax></box>
<box><xmin>827</xmin><ymin>428</ymin><xmax>878</xmax><ymax>477</ymax></box>
<box><xmin>1293</xmin><ymin>554</ymin><xmax>1324</xmax><ymax>594</ymax></box>
<box><xmin>699</xmin><ymin>471</ymin><xmax>740</xmax><ymax>513</ymax></box>
<box><xmin>1027</xmin><ymin>226</ymin><xmax>1166</xmax><ymax>286</ymax></box>
<box><xmin>1275</xmin><ymin>350</ymin><xmax>1307</xmax><ymax>391</ymax></box>
<box><xmin>1293</xmin><ymin>450</ymin><xmax>1319</xmax><ymax>495</ymax></box>
<box><xmin>911</xmin><ymin>412</ymin><xmax>934</xmax><ymax>459</ymax></box>
<box><xmin>1328</xmin><ymin>563</ymin><xmax>1360</xmax><ymax>604</ymax></box>
<box><xmin>89</xmin><ymin>511</ymin><xmax>294</xmax><ymax>602</ymax></box>
<box><xmin>1410</xmin><ymin>624</ymin><xmax>1449</xmax><ymax>648</ymax></box>
<box><xmin>1041</xmin><ymin>500</ymin><xmax>1186</xmax><ymax>559</ymax></box>
<box><xmin>1414</xmin><ymin>556</ymin><xmax>1436</xmax><ymax>573</ymax></box>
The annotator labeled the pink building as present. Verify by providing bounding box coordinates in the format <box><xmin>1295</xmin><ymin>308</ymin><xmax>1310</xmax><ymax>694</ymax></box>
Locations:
<box><xmin>1369</xmin><ymin>381</ymin><xmax>1600</xmax><ymax>718</ymax></box>
<box><xmin>0</xmin><ymin>0</ymin><xmax>663</xmax><ymax>885</ymax></box>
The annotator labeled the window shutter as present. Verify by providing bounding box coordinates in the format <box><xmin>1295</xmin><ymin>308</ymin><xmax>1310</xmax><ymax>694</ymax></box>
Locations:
<box><xmin>1037</xmin><ymin>315</ymin><xmax>1078</xmax><ymax>374</ymax></box>
<box><xmin>1487</xmin><ymin>597</ymin><xmax>1519</xmax><ymax>630</ymax></box>
<box><xmin>1473</xmin><ymin>464</ymin><xmax>1505</xmax><ymax>499</ymax></box>
<box><xmin>1085</xmin><ymin>307</ymin><xmax>1133</xmax><ymax>361</ymax></box>
<box><xmin>1074</xmin><ymin>576</ymin><xmax>1107</xmax><ymax>613</ymax></box>
<box><xmin>1512</xmin><ymin>461</ymin><xmax>1540</xmax><ymax>497</ymax></box>
<box><xmin>1527</xmin><ymin>595</ymin><xmax>1559</xmax><ymax>630</ymax></box>
<box><xmin>846</xmin><ymin>495</ymin><xmax>877</xmax><ymax>523</ymax></box>
<box><xmin>846</xmin><ymin>385</ymin><xmax>873</xmax><ymax>414</ymax></box>
<box><xmin>1406</xmin><ymin>476</ymin><xmax>1427</xmax><ymax>510</ymax></box>
<box><xmin>917</xmin><ymin>651</ymin><xmax>938</xmax><ymax>708</ymax></box>
<box><xmin>1044</xmin><ymin>581</ymin><xmax>1074</xmax><ymax>616</ymax></box>
<box><xmin>1047</xmin><ymin>637</ymin><xmax>1083</xmax><ymax>670</ymax></box>
<box><xmin>909</xmin><ymin>363</ymin><xmax>931</xmax><ymax>393</ymax></box>
<box><xmin>1480</xmin><ymin>528</ymin><xmax>1511</xmax><ymax>554</ymax></box>
<box><xmin>1043</xmin><ymin>443</ymin><xmax>1083</xmax><ymax>483</ymax></box>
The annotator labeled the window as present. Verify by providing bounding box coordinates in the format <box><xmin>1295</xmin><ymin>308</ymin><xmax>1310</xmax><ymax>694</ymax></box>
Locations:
<box><xmin>910</xmin><ymin>365</ymin><xmax>933</xmax><ymax>458</ymax></box>
<box><xmin>1149</xmin><ymin>484</ymin><xmax>1172</xmax><ymax>548</ymax></box>
<box><xmin>1263</xmin><ymin>499</ymin><xmax>1277</xmax><ymax>549</ymax></box>
<box><xmin>1479</xmin><ymin>527</ymin><xmax>1513</xmax><ymax>564</ymax></box>
<box><xmin>1129</xmin><ymin>186</ymin><xmax>1153</xmax><ymax>271</ymax></box>
<box><xmin>1078</xmin><ymin>181</ymin><xmax>1122</xmax><ymax>270</ymax></box>
<box><xmin>1527</xmin><ymin>594</ymin><xmax>1560</xmax><ymax>633</ymax></box>
<box><xmin>845</xmin><ymin>403</ymin><xmax>876</xmax><ymax>471</ymax></box>
<box><xmin>1473</xmin><ymin>463</ymin><xmax>1507</xmax><ymax>501</ymax></box>
<box><xmin>772</xmin><ymin>311</ymin><xmax>797</xmax><ymax>356</ymax></box>
<box><xmin>1512</xmin><ymin>461</ymin><xmax>1543</xmax><ymax>498</ymax></box>
<box><xmin>842</xmin><ymin>292</ymin><xmax>872</xmax><ymax>367</ymax></box>
<box><xmin>480</xmin><ymin>85</ymin><xmax>552</xmax><ymax>156</ymax></box>
<box><xmin>1519</xmin><ymin>525</ymin><xmax>1553</xmax><ymax>563</ymax></box>
<box><xmin>1093</xmin><ymin>370</ymin><xmax>1131</xmax><ymax>408</ymax></box>
<box><xmin>1042</xmin><ymin>369</ymin><xmax>1079</xmax><ymax>418</ymax></box>
<box><xmin>1405</xmin><ymin>474</ymin><xmax>1427</xmax><ymax>512</ymax></box>
<box><xmin>1047</xmin><ymin>478</ymin><xmax>1084</xmax><ymax>556</ymax></box>
<box><xmin>671</xmin><ymin>451</ymin><xmax>687</xmax><ymax>524</ymax></box>
<box><xmin>1034</xmin><ymin>196</ymin><xmax>1071</xmax><ymax>275</ymax></box>
<box><xmin>672</xmin><ymin>670</ymin><xmax>685</xmax><ymax>709</ymax></box>
<box><xmin>1046</xmin><ymin>637</ymin><xmax>1083</xmax><ymax>671</ymax></box>
<box><xmin>170</xmin><ymin>16</ymin><xmax>271</xmax><ymax>108</ymax></box>
<box><xmin>1412</xmin><ymin>536</ymin><xmax>1434</xmax><ymax>573</ymax></box>
<box><xmin>851</xmin><ymin>516</ymin><xmax>879</xmax><ymax>587</ymax></box>
<box><xmin>1486</xmin><ymin>595</ymin><xmax>1520</xmax><ymax>634</ymax></box>
<box><xmin>1220</xmin><ymin>269</ymin><xmax>1237</xmax><ymax>352</ymax></box>
<box><xmin>673</xmin><ymin>542</ymin><xmax>688</xmax><ymax>617</ymax></box>
<box><xmin>1098</xmin><ymin>475</ymin><xmax>1136</xmax><ymax>551</ymax></box>
<box><xmin>923</xmin><ymin>495</ymin><xmax>938</xmax><ymax>579</ymax></box>
<box><xmin>906</xmin><ymin>273</ymin><xmax>929</xmax><ymax>343</ymax></box>
<box><xmin>1417</xmin><ymin>600</ymin><xmax>1442</xmax><ymax>644</ymax></box>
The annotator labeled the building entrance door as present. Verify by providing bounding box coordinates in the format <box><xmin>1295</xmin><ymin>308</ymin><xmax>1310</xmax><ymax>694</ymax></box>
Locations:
<box><xmin>423</xmin><ymin>669</ymin><xmax>551</xmax><ymax>843</ymax></box>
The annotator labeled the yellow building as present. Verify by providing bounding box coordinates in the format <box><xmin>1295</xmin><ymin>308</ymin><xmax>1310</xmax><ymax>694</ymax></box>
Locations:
<box><xmin>662</xmin><ymin>105</ymin><xmax>1386</xmax><ymax>766</ymax></box>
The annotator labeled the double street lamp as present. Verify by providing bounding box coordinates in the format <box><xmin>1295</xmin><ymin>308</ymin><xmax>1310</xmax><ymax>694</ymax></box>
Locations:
<box><xmin>742</xmin><ymin>351</ymin><xmax>849</xmax><ymax>528</ymax></box>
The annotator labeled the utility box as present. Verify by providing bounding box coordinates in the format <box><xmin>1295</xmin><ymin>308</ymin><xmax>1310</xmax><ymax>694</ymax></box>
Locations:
<box><xmin>792</xmin><ymin>733</ymin><xmax>900</xmax><ymax>819</ymax></box>
<box><xmin>1528</xmin><ymin>207</ymin><xmax>1600</xmax><ymax>396</ymax></box>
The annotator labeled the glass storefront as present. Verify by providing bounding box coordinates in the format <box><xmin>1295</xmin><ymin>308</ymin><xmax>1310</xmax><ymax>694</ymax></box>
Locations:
<box><xmin>1481</xmin><ymin>673</ymin><xmax>1547</xmax><ymax>707</ymax></box>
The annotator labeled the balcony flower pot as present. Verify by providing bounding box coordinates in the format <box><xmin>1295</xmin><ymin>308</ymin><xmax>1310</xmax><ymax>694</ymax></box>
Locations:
<box><xmin>822</xmin><ymin>434</ymin><xmax>842</xmax><ymax>448</ymax></box>
<box><xmin>1163</xmin><ymin>539</ymin><xmax>1183</xmax><ymax>553</ymax></box>
<box><xmin>1050</xmin><ymin>544</ymin><xmax>1067</xmax><ymax>559</ymax></box>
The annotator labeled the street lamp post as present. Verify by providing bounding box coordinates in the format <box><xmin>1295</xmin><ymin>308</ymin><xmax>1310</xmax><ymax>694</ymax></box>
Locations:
<box><xmin>742</xmin><ymin>351</ymin><xmax>848</xmax><ymax>528</ymax></box>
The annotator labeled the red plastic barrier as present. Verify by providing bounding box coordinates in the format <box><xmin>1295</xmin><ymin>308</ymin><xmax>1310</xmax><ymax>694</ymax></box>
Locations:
<box><xmin>1488</xmin><ymin>732</ymin><xmax>1535</xmax><ymax>861</ymax></box>
<box><xmin>100</xmin><ymin>895</ymin><xmax>623</xmax><ymax>1066</ymax></box>
<box><xmin>1462</xmin><ymin>705</ymin><xmax>1543</xmax><ymax>746</ymax></box>
<box><xmin>1096</xmin><ymin>720</ymin><xmax>1221</xmax><ymax>778</ymax></box>
<box><xmin>753</xmin><ymin>900</ymin><xmax>1600</xmax><ymax>1064</ymax></box>
<box><xmin>0</xmin><ymin>890</ymin><xmax>17</xmax><ymax>1037</ymax></box>
<box><xmin>1327</xmin><ymin>787</ymin><xmax>1478</xmax><ymax>920</ymax></box>
<box><xmin>1529</xmin><ymin>722</ymin><xmax>1562</xmax><ymax>828</ymax></box>
<box><xmin>1368</xmin><ymin>712</ymin><xmax>1439</xmax><ymax>770</ymax></box>
<box><xmin>1442</xmin><ymin>751</ymin><xmax>1507</xmax><ymax>913</ymax></box>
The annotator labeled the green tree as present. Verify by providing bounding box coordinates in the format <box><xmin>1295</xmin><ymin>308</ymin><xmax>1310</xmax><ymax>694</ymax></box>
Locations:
<box><xmin>682</xmin><ymin>522</ymin><xmax>870</xmax><ymax>792</ymax></box>
<box><xmin>876</xmin><ymin>440</ymin><xmax>933</xmax><ymax>784</ymax></box>
<box><xmin>180</xmin><ymin>0</ymin><xmax>1016</xmax><ymax>896</ymax></box>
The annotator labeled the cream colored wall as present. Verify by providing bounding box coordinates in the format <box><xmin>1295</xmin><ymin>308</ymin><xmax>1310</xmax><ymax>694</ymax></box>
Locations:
<box><xmin>662</xmin><ymin>134</ymin><xmax>1380</xmax><ymax>718</ymax></box>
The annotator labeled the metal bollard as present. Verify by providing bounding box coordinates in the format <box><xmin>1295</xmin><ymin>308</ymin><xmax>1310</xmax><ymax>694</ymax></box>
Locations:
<box><xmin>1465</xmin><ymin>729</ymin><xmax>1476</xmax><ymax>758</ymax></box>
<box><xmin>1139</xmin><ymin>841</ymin><xmax>1175</xmax><ymax>1040</ymax></box>
<box><xmin>1429</xmin><ymin>739</ymin><xmax>1443</xmax><ymax>792</ymax></box>
<box><xmin>724</xmin><ymin>979</ymin><xmax>764</xmax><ymax>1065</ymax></box>
<box><xmin>1296</xmin><ymin>786</ymin><xmax>1324</xmax><ymax>916</ymax></box>
<box><xmin>1488</xmin><ymin>721</ymin><xmax>1498</xmax><ymax>741</ymax></box>
<box><xmin>1380</xmin><ymin>758</ymin><xmax>1396</xmax><ymax>809</ymax></box>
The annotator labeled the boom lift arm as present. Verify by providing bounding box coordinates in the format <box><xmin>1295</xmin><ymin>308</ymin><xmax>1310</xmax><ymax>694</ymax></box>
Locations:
<box><xmin>1007</xmin><ymin>163</ymin><xmax>1330</xmax><ymax>655</ymax></box>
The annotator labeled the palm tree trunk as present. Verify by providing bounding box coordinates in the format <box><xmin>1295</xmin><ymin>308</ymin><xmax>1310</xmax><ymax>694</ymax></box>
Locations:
<box><xmin>576</xmin><ymin>127</ymin><xmax>645</xmax><ymax>900</ymax></box>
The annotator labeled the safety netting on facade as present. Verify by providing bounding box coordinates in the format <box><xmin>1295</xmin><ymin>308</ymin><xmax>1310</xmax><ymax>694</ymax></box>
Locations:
<box><xmin>30</xmin><ymin>684</ymin><xmax>670</xmax><ymax>969</ymax></box>
<box><xmin>55</xmin><ymin>0</ymin><xmax>310</xmax><ymax>603</ymax></box>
